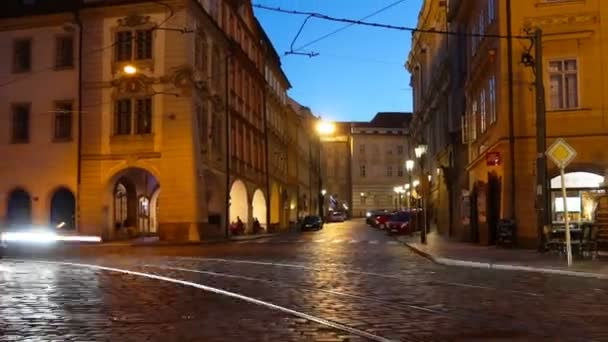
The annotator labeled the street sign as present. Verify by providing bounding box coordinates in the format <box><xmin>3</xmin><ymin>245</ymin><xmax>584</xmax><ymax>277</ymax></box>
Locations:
<box><xmin>546</xmin><ymin>138</ymin><xmax>577</xmax><ymax>267</ymax></box>
<box><xmin>546</xmin><ymin>138</ymin><xmax>577</xmax><ymax>169</ymax></box>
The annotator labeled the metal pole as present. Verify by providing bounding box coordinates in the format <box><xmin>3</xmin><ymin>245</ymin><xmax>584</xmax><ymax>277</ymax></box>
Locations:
<box><xmin>263</xmin><ymin>87</ymin><xmax>270</xmax><ymax>231</ymax></box>
<box><xmin>75</xmin><ymin>6</ymin><xmax>83</xmax><ymax>232</ymax></box>
<box><xmin>224</xmin><ymin>52</ymin><xmax>231</xmax><ymax>240</ymax></box>
<box><xmin>318</xmin><ymin>139</ymin><xmax>323</xmax><ymax>218</ymax></box>
<box><xmin>506</xmin><ymin>0</ymin><xmax>517</xmax><ymax>224</ymax></box>
<box><xmin>560</xmin><ymin>167</ymin><xmax>572</xmax><ymax>266</ymax></box>
<box><xmin>420</xmin><ymin>155</ymin><xmax>427</xmax><ymax>244</ymax></box>
<box><xmin>534</xmin><ymin>29</ymin><xmax>549</xmax><ymax>249</ymax></box>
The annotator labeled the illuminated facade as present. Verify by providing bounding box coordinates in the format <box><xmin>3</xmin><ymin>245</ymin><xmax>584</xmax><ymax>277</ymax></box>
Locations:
<box><xmin>410</xmin><ymin>0</ymin><xmax>608</xmax><ymax>247</ymax></box>
<box><xmin>0</xmin><ymin>0</ymin><xmax>318</xmax><ymax>241</ymax></box>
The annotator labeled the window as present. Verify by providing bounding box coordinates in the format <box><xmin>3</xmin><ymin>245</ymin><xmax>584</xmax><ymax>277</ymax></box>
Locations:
<box><xmin>11</xmin><ymin>104</ymin><xmax>30</xmax><ymax>143</ymax></box>
<box><xmin>115</xmin><ymin>99</ymin><xmax>131</xmax><ymax>135</ymax></box>
<box><xmin>136</xmin><ymin>30</ymin><xmax>153</xmax><ymax>60</ymax></box>
<box><xmin>387</xmin><ymin>166</ymin><xmax>393</xmax><ymax>177</ymax></box>
<box><xmin>488</xmin><ymin>0</ymin><xmax>496</xmax><ymax>23</ymax></box>
<box><xmin>397</xmin><ymin>145</ymin><xmax>404</xmax><ymax>155</ymax></box>
<box><xmin>489</xmin><ymin>76</ymin><xmax>497</xmax><ymax>124</ymax></box>
<box><xmin>13</xmin><ymin>39</ymin><xmax>31</xmax><ymax>73</ymax></box>
<box><xmin>115</xmin><ymin>29</ymin><xmax>152</xmax><ymax>61</ymax></box>
<box><xmin>360</xmin><ymin>165</ymin><xmax>366</xmax><ymax>177</ymax></box>
<box><xmin>471</xmin><ymin>100</ymin><xmax>478</xmax><ymax>141</ymax></box>
<box><xmin>359</xmin><ymin>144</ymin><xmax>365</xmax><ymax>154</ymax></box>
<box><xmin>135</xmin><ymin>98</ymin><xmax>152</xmax><ymax>134</ymax></box>
<box><xmin>480</xmin><ymin>89</ymin><xmax>487</xmax><ymax>133</ymax></box>
<box><xmin>54</xmin><ymin>102</ymin><xmax>73</xmax><ymax>141</ymax></box>
<box><xmin>55</xmin><ymin>36</ymin><xmax>74</xmax><ymax>68</ymax></box>
<box><xmin>387</xmin><ymin>147</ymin><xmax>393</xmax><ymax>155</ymax></box>
<box><xmin>461</xmin><ymin>115</ymin><xmax>469</xmax><ymax>144</ymax></box>
<box><xmin>549</xmin><ymin>59</ymin><xmax>578</xmax><ymax>110</ymax></box>
<box><xmin>398</xmin><ymin>167</ymin><xmax>404</xmax><ymax>177</ymax></box>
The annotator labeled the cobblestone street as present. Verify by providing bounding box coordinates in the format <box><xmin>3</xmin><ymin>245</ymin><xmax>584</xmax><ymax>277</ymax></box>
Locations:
<box><xmin>2</xmin><ymin>220</ymin><xmax>608</xmax><ymax>341</ymax></box>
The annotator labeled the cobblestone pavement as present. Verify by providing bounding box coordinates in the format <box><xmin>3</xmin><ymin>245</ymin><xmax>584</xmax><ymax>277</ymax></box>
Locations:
<box><xmin>2</xmin><ymin>220</ymin><xmax>608</xmax><ymax>341</ymax></box>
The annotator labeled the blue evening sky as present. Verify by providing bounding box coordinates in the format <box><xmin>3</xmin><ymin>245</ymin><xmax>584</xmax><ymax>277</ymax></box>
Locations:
<box><xmin>253</xmin><ymin>0</ymin><xmax>423</xmax><ymax>122</ymax></box>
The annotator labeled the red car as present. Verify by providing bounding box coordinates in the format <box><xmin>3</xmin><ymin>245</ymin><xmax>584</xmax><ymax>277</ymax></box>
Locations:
<box><xmin>373</xmin><ymin>213</ymin><xmax>393</xmax><ymax>229</ymax></box>
<box><xmin>386</xmin><ymin>212</ymin><xmax>415</xmax><ymax>235</ymax></box>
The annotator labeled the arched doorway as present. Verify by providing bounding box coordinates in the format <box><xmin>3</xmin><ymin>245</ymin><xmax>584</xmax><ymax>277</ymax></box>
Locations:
<box><xmin>229</xmin><ymin>179</ymin><xmax>248</xmax><ymax>226</ymax></box>
<box><xmin>6</xmin><ymin>188</ymin><xmax>32</xmax><ymax>228</ymax></box>
<box><xmin>108</xmin><ymin>167</ymin><xmax>159</xmax><ymax>238</ymax></box>
<box><xmin>204</xmin><ymin>171</ymin><xmax>224</xmax><ymax>231</ymax></box>
<box><xmin>252</xmin><ymin>189</ymin><xmax>267</xmax><ymax>227</ymax></box>
<box><xmin>50</xmin><ymin>188</ymin><xmax>75</xmax><ymax>230</ymax></box>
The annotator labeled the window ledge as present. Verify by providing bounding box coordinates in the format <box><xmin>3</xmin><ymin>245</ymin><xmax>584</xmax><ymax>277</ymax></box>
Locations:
<box><xmin>53</xmin><ymin>138</ymin><xmax>73</xmax><ymax>143</ymax></box>
<box><xmin>54</xmin><ymin>65</ymin><xmax>74</xmax><ymax>71</ymax></box>
<box><xmin>110</xmin><ymin>133</ymin><xmax>154</xmax><ymax>142</ymax></box>
<box><xmin>535</xmin><ymin>0</ymin><xmax>585</xmax><ymax>7</ymax></box>
<box><xmin>547</xmin><ymin>107</ymin><xmax>591</xmax><ymax>113</ymax></box>
<box><xmin>10</xmin><ymin>140</ymin><xmax>29</xmax><ymax>144</ymax></box>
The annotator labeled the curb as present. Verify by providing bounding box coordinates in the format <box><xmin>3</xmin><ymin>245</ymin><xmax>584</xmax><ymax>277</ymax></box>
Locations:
<box><xmin>400</xmin><ymin>239</ymin><xmax>608</xmax><ymax>280</ymax></box>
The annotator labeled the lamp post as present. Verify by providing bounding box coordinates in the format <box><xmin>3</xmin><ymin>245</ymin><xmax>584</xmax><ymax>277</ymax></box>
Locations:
<box><xmin>393</xmin><ymin>186</ymin><xmax>405</xmax><ymax>211</ymax></box>
<box><xmin>315</xmin><ymin>120</ymin><xmax>335</xmax><ymax>219</ymax></box>
<box><xmin>360</xmin><ymin>192</ymin><xmax>366</xmax><ymax>217</ymax></box>
<box><xmin>405</xmin><ymin>159</ymin><xmax>414</xmax><ymax>212</ymax></box>
<box><xmin>404</xmin><ymin>183</ymin><xmax>411</xmax><ymax>210</ymax></box>
<box><xmin>415</xmin><ymin>144</ymin><xmax>428</xmax><ymax>244</ymax></box>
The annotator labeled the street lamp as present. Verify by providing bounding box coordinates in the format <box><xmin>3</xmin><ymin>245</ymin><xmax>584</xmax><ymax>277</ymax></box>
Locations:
<box><xmin>123</xmin><ymin>65</ymin><xmax>137</xmax><ymax>75</ymax></box>
<box><xmin>316</xmin><ymin>121</ymin><xmax>336</xmax><ymax>136</ymax></box>
<box><xmin>360</xmin><ymin>192</ymin><xmax>367</xmax><ymax>217</ymax></box>
<box><xmin>412</xmin><ymin>179</ymin><xmax>420</xmax><ymax>188</ymax></box>
<box><xmin>415</xmin><ymin>144</ymin><xmax>428</xmax><ymax>244</ymax></box>
<box><xmin>321</xmin><ymin>189</ymin><xmax>327</xmax><ymax>196</ymax></box>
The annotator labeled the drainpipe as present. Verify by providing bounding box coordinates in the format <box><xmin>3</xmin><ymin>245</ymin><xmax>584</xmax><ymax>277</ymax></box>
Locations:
<box><xmin>74</xmin><ymin>5</ymin><xmax>83</xmax><ymax>232</ymax></box>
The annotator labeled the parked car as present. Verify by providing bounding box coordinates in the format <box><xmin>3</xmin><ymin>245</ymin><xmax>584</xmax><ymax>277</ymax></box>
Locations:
<box><xmin>372</xmin><ymin>212</ymin><xmax>393</xmax><ymax>229</ymax></box>
<box><xmin>386</xmin><ymin>211</ymin><xmax>415</xmax><ymax>235</ymax></box>
<box><xmin>326</xmin><ymin>211</ymin><xmax>346</xmax><ymax>223</ymax></box>
<box><xmin>300</xmin><ymin>215</ymin><xmax>323</xmax><ymax>231</ymax></box>
<box><xmin>366</xmin><ymin>209</ymin><xmax>388</xmax><ymax>225</ymax></box>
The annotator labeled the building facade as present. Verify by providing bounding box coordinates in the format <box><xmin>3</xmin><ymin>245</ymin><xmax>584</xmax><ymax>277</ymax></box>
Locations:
<box><xmin>319</xmin><ymin>122</ymin><xmax>352</xmax><ymax>217</ymax></box>
<box><xmin>410</xmin><ymin>0</ymin><xmax>608</xmax><ymax>247</ymax></box>
<box><xmin>351</xmin><ymin>113</ymin><xmax>412</xmax><ymax>217</ymax></box>
<box><xmin>0</xmin><ymin>0</ymin><xmax>319</xmax><ymax>241</ymax></box>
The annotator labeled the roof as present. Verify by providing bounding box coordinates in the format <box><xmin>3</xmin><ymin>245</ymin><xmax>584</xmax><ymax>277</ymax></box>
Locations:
<box><xmin>352</xmin><ymin>112</ymin><xmax>412</xmax><ymax>129</ymax></box>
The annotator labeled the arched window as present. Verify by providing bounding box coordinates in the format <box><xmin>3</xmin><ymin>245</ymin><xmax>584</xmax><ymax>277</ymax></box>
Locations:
<box><xmin>6</xmin><ymin>188</ymin><xmax>32</xmax><ymax>228</ymax></box>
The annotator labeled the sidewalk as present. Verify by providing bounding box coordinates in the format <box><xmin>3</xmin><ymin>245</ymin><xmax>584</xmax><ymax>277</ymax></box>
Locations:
<box><xmin>397</xmin><ymin>232</ymin><xmax>608</xmax><ymax>279</ymax></box>
<box><xmin>131</xmin><ymin>232</ymin><xmax>279</xmax><ymax>246</ymax></box>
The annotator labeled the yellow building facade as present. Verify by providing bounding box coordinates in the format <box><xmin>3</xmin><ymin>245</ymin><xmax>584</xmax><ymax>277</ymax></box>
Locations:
<box><xmin>411</xmin><ymin>0</ymin><xmax>608</xmax><ymax>247</ymax></box>
<box><xmin>0</xmin><ymin>0</ymin><xmax>318</xmax><ymax>241</ymax></box>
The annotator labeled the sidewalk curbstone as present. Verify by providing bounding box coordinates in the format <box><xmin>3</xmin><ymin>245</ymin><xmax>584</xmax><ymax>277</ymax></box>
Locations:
<box><xmin>402</xmin><ymin>239</ymin><xmax>608</xmax><ymax>280</ymax></box>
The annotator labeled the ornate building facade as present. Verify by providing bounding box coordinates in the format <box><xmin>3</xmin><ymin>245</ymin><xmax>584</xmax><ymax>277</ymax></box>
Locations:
<box><xmin>0</xmin><ymin>0</ymin><xmax>318</xmax><ymax>241</ymax></box>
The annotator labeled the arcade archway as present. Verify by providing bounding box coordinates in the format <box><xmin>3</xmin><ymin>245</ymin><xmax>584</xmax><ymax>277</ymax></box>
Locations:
<box><xmin>229</xmin><ymin>179</ymin><xmax>248</xmax><ymax>225</ymax></box>
<box><xmin>252</xmin><ymin>189</ymin><xmax>267</xmax><ymax>227</ymax></box>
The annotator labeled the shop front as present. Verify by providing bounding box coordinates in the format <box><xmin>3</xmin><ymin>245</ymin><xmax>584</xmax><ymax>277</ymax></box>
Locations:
<box><xmin>550</xmin><ymin>172</ymin><xmax>605</xmax><ymax>225</ymax></box>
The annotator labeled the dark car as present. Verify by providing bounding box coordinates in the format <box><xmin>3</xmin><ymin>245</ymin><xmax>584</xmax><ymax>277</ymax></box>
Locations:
<box><xmin>386</xmin><ymin>211</ymin><xmax>415</xmax><ymax>235</ymax></box>
<box><xmin>301</xmin><ymin>215</ymin><xmax>323</xmax><ymax>231</ymax></box>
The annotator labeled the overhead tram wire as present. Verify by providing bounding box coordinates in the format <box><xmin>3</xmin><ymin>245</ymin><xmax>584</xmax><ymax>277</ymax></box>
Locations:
<box><xmin>252</xmin><ymin>3</ymin><xmax>531</xmax><ymax>41</ymax></box>
<box><xmin>293</xmin><ymin>0</ymin><xmax>408</xmax><ymax>53</ymax></box>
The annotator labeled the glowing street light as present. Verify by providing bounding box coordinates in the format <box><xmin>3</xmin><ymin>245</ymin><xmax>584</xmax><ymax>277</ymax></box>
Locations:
<box><xmin>316</xmin><ymin>121</ymin><xmax>336</xmax><ymax>136</ymax></box>
<box><xmin>321</xmin><ymin>189</ymin><xmax>327</xmax><ymax>196</ymax></box>
<box><xmin>413</xmin><ymin>179</ymin><xmax>420</xmax><ymax>187</ymax></box>
<box><xmin>405</xmin><ymin>159</ymin><xmax>415</xmax><ymax>172</ymax></box>
<box><xmin>123</xmin><ymin>65</ymin><xmax>137</xmax><ymax>75</ymax></box>
<box><xmin>405</xmin><ymin>183</ymin><xmax>410</xmax><ymax>190</ymax></box>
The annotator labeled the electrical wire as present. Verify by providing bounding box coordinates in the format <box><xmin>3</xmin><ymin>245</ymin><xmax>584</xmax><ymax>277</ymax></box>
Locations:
<box><xmin>252</xmin><ymin>3</ymin><xmax>531</xmax><ymax>40</ymax></box>
<box><xmin>293</xmin><ymin>0</ymin><xmax>408</xmax><ymax>52</ymax></box>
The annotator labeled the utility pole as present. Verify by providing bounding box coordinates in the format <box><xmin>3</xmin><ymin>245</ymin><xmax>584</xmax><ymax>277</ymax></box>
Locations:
<box><xmin>534</xmin><ymin>29</ymin><xmax>549</xmax><ymax>249</ymax></box>
<box><xmin>506</xmin><ymin>0</ymin><xmax>517</xmax><ymax>224</ymax></box>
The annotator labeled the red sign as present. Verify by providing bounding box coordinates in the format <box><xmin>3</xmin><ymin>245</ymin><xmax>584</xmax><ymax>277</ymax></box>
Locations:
<box><xmin>486</xmin><ymin>152</ymin><xmax>500</xmax><ymax>166</ymax></box>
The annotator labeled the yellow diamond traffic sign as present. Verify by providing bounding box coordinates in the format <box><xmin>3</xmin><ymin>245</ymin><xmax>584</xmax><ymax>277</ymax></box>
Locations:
<box><xmin>546</xmin><ymin>138</ymin><xmax>577</xmax><ymax>169</ymax></box>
